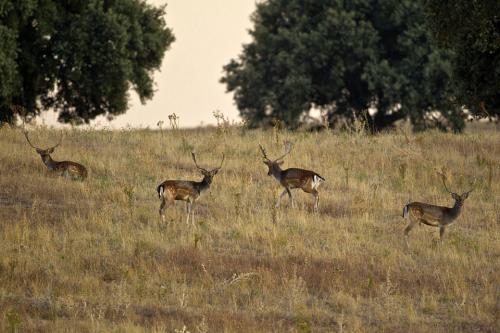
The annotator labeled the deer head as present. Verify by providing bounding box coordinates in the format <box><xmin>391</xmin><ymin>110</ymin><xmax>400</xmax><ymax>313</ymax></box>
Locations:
<box><xmin>191</xmin><ymin>152</ymin><xmax>225</xmax><ymax>184</ymax></box>
<box><xmin>24</xmin><ymin>130</ymin><xmax>63</xmax><ymax>158</ymax></box>
<box><xmin>439</xmin><ymin>172</ymin><xmax>474</xmax><ymax>206</ymax></box>
<box><xmin>259</xmin><ymin>141</ymin><xmax>293</xmax><ymax>176</ymax></box>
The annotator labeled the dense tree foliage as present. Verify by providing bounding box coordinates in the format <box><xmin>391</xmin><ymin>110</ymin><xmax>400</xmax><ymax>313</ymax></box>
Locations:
<box><xmin>0</xmin><ymin>0</ymin><xmax>174</xmax><ymax>124</ymax></box>
<box><xmin>425</xmin><ymin>0</ymin><xmax>500</xmax><ymax>119</ymax></box>
<box><xmin>222</xmin><ymin>0</ymin><xmax>463</xmax><ymax>131</ymax></box>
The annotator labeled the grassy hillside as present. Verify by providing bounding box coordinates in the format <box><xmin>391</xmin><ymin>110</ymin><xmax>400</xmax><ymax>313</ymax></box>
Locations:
<box><xmin>0</xmin><ymin>124</ymin><xmax>498</xmax><ymax>332</ymax></box>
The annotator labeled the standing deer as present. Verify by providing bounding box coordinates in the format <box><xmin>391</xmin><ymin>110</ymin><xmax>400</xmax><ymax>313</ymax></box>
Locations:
<box><xmin>156</xmin><ymin>152</ymin><xmax>224</xmax><ymax>225</ymax></box>
<box><xmin>259</xmin><ymin>142</ymin><xmax>325</xmax><ymax>211</ymax></box>
<box><xmin>402</xmin><ymin>174</ymin><xmax>474</xmax><ymax>241</ymax></box>
<box><xmin>23</xmin><ymin>130</ymin><xmax>88</xmax><ymax>179</ymax></box>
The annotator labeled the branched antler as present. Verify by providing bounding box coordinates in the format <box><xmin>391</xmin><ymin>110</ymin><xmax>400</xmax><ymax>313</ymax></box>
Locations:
<box><xmin>259</xmin><ymin>141</ymin><xmax>293</xmax><ymax>162</ymax></box>
<box><xmin>23</xmin><ymin>130</ymin><xmax>63</xmax><ymax>151</ymax></box>
<box><xmin>49</xmin><ymin>132</ymin><xmax>64</xmax><ymax>150</ymax></box>
<box><xmin>274</xmin><ymin>141</ymin><xmax>293</xmax><ymax>161</ymax></box>
<box><xmin>23</xmin><ymin>130</ymin><xmax>38</xmax><ymax>149</ymax></box>
<box><xmin>192</xmin><ymin>152</ymin><xmax>225</xmax><ymax>172</ymax></box>
<box><xmin>259</xmin><ymin>144</ymin><xmax>270</xmax><ymax>161</ymax></box>
<box><xmin>466</xmin><ymin>177</ymin><xmax>477</xmax><ymax>194</ymax></box>
<box><xmin>438</xmin><ymin>171</ymin><xmax>453</xmax><ymax>194</ymax></box>
<box><xmin>191</xmin><ymin>152</ymin><xmax>208</xmax><ymax>172</ymax></box>
<box><xmin>215</xmin><ymin>153</ymin><xmax>225</xmax><ymax>171</ymax></box>
<box><xmin>438</xmin><ymin>170</ymin><xmax>477</xmax><ymax>195</ymax></box>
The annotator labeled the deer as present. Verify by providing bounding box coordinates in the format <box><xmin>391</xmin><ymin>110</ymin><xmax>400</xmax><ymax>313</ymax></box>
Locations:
<box><xmin>156</xmin><ymin>152</ymin><xmax>224</xmax><ymax>226</ymax></box>
<box><xmin>23</xmin><ymin>130</ymin><xmax>88</xmax><ymax>179</ymax></box>
<box><xmin>259</xmin><ymin>142</ymin><xmax>325</xmax><ymax>211</ymax></box>
<box><xmin>402</xmin><ymin>173</ymin><xmax>474</xmax><ymax>242</ymax></box>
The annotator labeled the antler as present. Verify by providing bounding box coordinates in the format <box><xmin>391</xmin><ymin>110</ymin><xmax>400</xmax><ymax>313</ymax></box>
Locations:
<box><xmin>438</xmin><ymin>171</ymin><xmax>477</xmax><ymax>194</ymax></box>
<box><xmin>438</xmin><ymin>172</ymin><xmax>453</xmax><ymax>194</ymax></box>
<box><xmin>215</xmin><ymin>153</ymin><xmax>225</xmax><ymax>170</ymax></box>
<box><xmin>274</xmin><ymin>141</ymin><xmax>293</xmax><ymax>162</ymax></box>
<box><xmin>259</xmin><ymin>144</ymin><xmax>270</xmax><ymax>161</ymax></box>
<box><xmin>191</xmin><ymin>152</ymin><xmax>208</xmax><ymax>172</ymax></box>
<box><xmin>23</xmin><ymin>130</ymin><xmax>38</xmax><ymax>149</ymax></box>
<box><xmin>466</xmin><ymin>177</ymin><xmax>477</xmax><ymax>193</ymax></box>
<box><xmin>49</xmin><ymin>131</ymin><xmax>64</xmax><ymax>150</ymax></box>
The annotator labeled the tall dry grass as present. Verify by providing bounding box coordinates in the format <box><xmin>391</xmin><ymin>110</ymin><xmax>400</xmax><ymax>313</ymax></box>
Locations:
<box><xmin>0</xmin><ymin>122</ymin><xmax>498</xmax><ymax>332</ymax></box>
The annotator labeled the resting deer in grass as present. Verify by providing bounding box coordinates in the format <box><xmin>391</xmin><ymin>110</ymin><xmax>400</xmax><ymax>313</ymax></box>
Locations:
<box><xmin>23</xmin><ymin>130</ymin><xmax>88</xmax><ymax>179</ymax></box>
<box><xmin>156</xmin><ymin>152</ymin><xmax>224</xmax><ymax>225</ymax></box>
<box><xmin>259</xmin><ymin>142</ymin><xmax>325</xmax><ymax>211</ymax></box>
<box><xmin>402</xmin><ymin>174</ymin><xmax>474</xmax><ymax>242</ymax></box>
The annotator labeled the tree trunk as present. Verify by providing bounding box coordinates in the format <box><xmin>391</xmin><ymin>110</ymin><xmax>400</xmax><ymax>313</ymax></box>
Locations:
<box><xmin>367</xmin><ymin>110</ymin><xmax>406</xmax><ymax>132</ymax></box>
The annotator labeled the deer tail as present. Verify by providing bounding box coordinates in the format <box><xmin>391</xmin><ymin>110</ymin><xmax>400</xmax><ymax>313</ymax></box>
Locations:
<box><xmin>403</xmin><ymin>203</ymin><xmax>410</xmax><ymax>219</ymax></box>
<box><xmin>313</xmin><ymin>174</ymin><xmax>325</xmax><ymax>184</ymax></box>
<box><xmin>312</xmin><ymin>174</ymin><xmax>325</xmax><ymax>189</ymax></box>
<box><xmin>156</xmin><ymin>184</ymin><xmax>164</xmax><ymax>199</ymax></box>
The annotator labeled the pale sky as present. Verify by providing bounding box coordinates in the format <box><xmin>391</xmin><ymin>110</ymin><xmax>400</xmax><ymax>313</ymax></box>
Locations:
<box><xmin>41</xmin><ymin>0</ymin><xmax>256</xmax><ymax>128</ymax></box>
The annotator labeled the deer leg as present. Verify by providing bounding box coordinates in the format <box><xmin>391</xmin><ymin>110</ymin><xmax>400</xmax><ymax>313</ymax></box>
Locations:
<box><xmin>159</xmin><ymin>199</ymin><xmax>168</xmax><ymax>224</ymax></box>
<box><xmin>404</xmin><ymin>218</ymin><xmax>418</xmax><ymax>239</ymax></box>
<box><xmin>439</xmin><ymin>225</ymin><xmax>446</xmax><ymax>241</ymax></box>
<box><xmin>286</xmin><ymin>187</ymin><xmax>294</xmax><ymax>208</ymax></box>
<box><xmin>191</xmin><ymin>202</ymin><xmax>196</xmax><ymax>227</ymax></box>
<box><xmin>312</xmin><ymin>189</ymin><xmax>319</xmax><ymax>212</ymax></box>
<box><xmin>186</xmin><ymin>200</ymin><xmax>195</xmax><ymax>226</ymax></box>
<box><xmin>276</xmin><ymin>189</ymin><xmax>288</xmax><ymax>208</ymax></box>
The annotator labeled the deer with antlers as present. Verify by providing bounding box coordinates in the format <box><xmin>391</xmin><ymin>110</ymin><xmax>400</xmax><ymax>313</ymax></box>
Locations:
<box><xmin>402</xmin><ymin>173</ymin><xmax>474</xmax><ymax>242</ymax></box>
<box><xmin>259</xmin><ymin>142</ymin><xmax>325</xmax><ymax>211</ymax></box>
<box><xmin>156</xmin><ymin>152</ymin><xmax>224</xmax><ymax>225</ymax></box>
<box><xmin>23</xmin><ymin>130</ymin><xmax>88</xmax><ymax>179</ymax></box>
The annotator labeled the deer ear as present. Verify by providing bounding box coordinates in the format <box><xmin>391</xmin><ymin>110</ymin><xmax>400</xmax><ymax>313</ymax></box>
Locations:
<box><xmin>277</xmin><ymin>160</ymin><xmax>284</xmax><ymax>165</ymax></box>
<box><xmin>451</xmin><ymin>193</ymin><xmax>460</xmax><ymax>200</ymax></box>
<box><xmin>36</xmin><ymin>148</ymin><xmax>44</xmax><ymax>154</ymax></box>
<box><xmin>461</xmin><ymin>191</ymin><xmax>471</xmax><ymax>199</ymax></box>
<box><xmin>47</xmin><ymin>147</ymin><xmax>55</xmax><ymax>154</ymax></box>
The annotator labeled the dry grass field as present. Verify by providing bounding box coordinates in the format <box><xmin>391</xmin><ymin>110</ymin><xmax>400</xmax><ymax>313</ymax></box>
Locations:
<box><xmin>0</xmin><ymin>122</ymin><xmax>499</xmax><ymax>332</ymax></box>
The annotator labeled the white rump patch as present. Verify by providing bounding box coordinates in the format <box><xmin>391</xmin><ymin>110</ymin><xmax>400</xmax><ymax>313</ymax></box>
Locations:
<box><xmin>403</xmin><ymin>204</ymin><xmax>409</xmax><ymax>218</ymax></box>
<box><xmin>158</xmin><ymin>186</ymin><xmax>164</xmax><ymax>198</ymax></box>
<box><xmin>312</xmin><ymin>175</ymin><xmax>324</xmax><ymax>189</ymax></box>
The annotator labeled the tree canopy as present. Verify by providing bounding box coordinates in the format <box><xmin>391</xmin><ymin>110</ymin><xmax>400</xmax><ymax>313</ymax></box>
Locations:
<box><xmin>0</xmin><ymin>0</ymin><xmax>174</xmax><ymax>124</ymax></box>
<box><xmin>425</xmin><ymin>0</ymin><xmax>500</xmax><ymax>119</ymax></box>
<box><xmin>222</xmin><ymin>0</ymin><xmax>464</xmax><ymax>131</ymax></box>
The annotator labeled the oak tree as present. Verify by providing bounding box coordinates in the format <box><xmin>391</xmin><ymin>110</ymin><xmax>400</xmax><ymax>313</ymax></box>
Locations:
<box><xmin>222</xmin><ymin>0</ymin><xmax>463</xmax><ymax>131</ymax></box>
<box><xmin>0</xmin><ymin>0</ymin><xmax>174</xmax><ymax>124</ymax></box>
